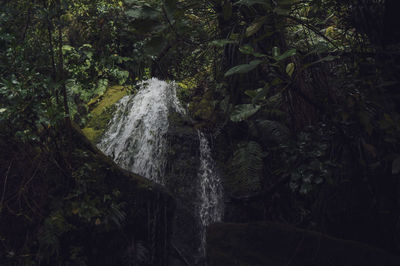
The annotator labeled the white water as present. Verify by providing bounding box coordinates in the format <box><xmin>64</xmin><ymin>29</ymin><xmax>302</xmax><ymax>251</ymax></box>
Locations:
<box><xmin>97</xmin><ymin>78</ymin><xmax>223</xmax><ymax>262</ymax></box>
<box><xmin>97</xmin><ymin>78</ymin><xmax>184</xmax><ymax>184</ymax></box>
<box><xmin>197</xmin><ymin>131</ymin><xmax>224</xmax><ymax>256</ymax></box>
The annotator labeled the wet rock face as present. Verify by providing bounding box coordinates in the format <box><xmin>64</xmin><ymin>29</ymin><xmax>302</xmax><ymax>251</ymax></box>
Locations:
<box><xmin>164</xmin><ymin>111</ymin><xmax>203</xmax><ymax>265</ymax></box>
<box><xmin>207</xmin><ymin>222</ymin><xmax>400</xmax><ymax>266</ymax></box>
<box><xmin>165</xmin><ymin>111</ymin><xmax>200</xmax><ymax>206</ymax></box>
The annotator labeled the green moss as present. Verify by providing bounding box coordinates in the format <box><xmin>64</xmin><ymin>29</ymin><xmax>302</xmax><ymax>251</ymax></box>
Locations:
<box><xmin>82</xmin><ymin>85</ymin><xmax>129</xmax><ymax>143</ymax></box>
<box><xmin>87</xmin><ymin>104</ymin><xmax>117</xmax><ymax>129</ymax></box>
<box><xmin>88</xmin><ymin>85</ymin><xmax>128</xmax><ymax>116</ymax></box>
<box><xmin>81</xmin><ymin>127</ymin><xmax>102</xmax><ymax>143</ymax></box>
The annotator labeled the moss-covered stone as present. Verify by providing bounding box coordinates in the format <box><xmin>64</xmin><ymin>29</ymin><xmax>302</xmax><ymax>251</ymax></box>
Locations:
<box><xmin>163</xmin><ymin>110</ymin><xmax>204</xmax><ymax>265</ymax></box>
<box><xmin>81</xmin><ymin>127</ymin><xmax>102</xmax><ymax>143</ymax></box>
<box><xmin>83</xmin><ymin>85</ymin><xmax>129</xmax><ymax>143</ymax></box>
<box><xmin>87</xmin><ymin>85</ymin><xmax>127</xmax><ymax>116</ymax></box>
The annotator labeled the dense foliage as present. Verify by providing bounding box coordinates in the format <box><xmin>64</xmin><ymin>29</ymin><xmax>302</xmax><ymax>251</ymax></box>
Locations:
<box><xmin>1</xmin><ymin>0</ymin><xmax>400</xmax><ymax>264</ymax></box>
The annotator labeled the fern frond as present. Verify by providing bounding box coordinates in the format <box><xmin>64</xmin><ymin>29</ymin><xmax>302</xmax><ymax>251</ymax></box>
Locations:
<box><xmin>230</xmin><ymin>104</ymin><xmax>261</xmax><ymax>122</ymax></box>
<box><xmin>229</xmin><ymin>141</ymin><xmax>264</xmax><ymax>195</ymax></box>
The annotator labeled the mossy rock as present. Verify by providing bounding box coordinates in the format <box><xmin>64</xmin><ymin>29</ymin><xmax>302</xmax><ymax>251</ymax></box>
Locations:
<box><xmin>87</xmin><ymin>85</ymin><xmax>128</xmax><ymax>116</ymax></box>
<box><xmin>83</xmin><ymin>85</ymin><xmax>129</xmax><ymax>143</ymax></box>
<box><xmin>81</xmin><ymin>127</ymin><xmax>102</xmax><ymax>143</ymax></box>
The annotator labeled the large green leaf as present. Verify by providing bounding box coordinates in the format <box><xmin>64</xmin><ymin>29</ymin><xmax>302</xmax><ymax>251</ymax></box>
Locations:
<box><xmin>62</xmin><ymin>45</ymin><xmax>76</xmax><ymax>55</ymax></box>
<box><xmin>274</xmin><ymin>48</ymin><xmax>296</xmax><ymax>61</ymax></box>
<box><xmin>304</xmin><ymin>55</ymin><xmax>338</xmax><ymax>68</ymax></box>
<box><xmin>125</xmin><ymin>6</ymin><xmax>160</xmax><ymax>20</ymax></box>
<box><xmin>246</xmin><ymin>16</ymin><xmax>267</xmax><ymax>37</ymax></box>
<box><xmin>239</xmin><ymin>45</ymin><xmax>266</xmax><ymax>57</ymax></box>
<box><xmin>286</xmin><ymin>62</ymin><xmax>295</xmax><ymax>77</ymax></box>
<box><xmin>230</xmin><ymin>141</ymin><xmax>264</xmax><ymax>195</ymax></box>
<box><xmin>210</xmin><ymin>39</ymin><xmax>237</xmax><ymax>47</ymax></box>
<box><xmin>239</xmin><ymin>44</ymin><xmax>255</xmax><ymax>55</ymax></box>
<box><xmin>230</xmin><ymin>104</ymin><xmax>261</xmax><ymax>122</ymax></box>
<box><xmin>246</xmin><ymin>87</ymin><xmax>269</xmax><ymax>104</ymax></box>
<box><xmin>224</xmin><ymin>60</ymin><xmax>263</xmax><ymax>77</ymax></box>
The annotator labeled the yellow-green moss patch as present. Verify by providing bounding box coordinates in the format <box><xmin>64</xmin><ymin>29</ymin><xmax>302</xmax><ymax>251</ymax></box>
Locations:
<box><xmin>82</xmin><ymin>127</ymin><xmax>102</xmax><ymax>143</ymax></box>
<box><xmin>83</xmin><ymin>85</ymin><xmax>129</xmax><ymax>143</ymax></box>
<box><xmin>88</xmin><ymin>85</ymin><xmax>128</xmax><ymax>116</ymax></box>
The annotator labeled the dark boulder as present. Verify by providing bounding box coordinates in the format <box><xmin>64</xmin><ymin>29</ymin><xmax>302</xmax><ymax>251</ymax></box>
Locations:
<box><xmin>207</xmin><ymin>221</ymin><xmax>400</xmax><ymax>266</ymax></box>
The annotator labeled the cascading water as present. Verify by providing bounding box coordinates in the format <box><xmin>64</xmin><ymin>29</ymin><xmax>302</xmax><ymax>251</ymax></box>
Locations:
<box><xmin>98</xmin><ymin>78</ymin><xmax>184</xmax><ymax>184</ymax></box>
<box><xmin>97</xmin><ymin>78</ymin><xmax>223</xmax><ymax>264</ymax></box>
<box><xmin>197</xmin><ymin>131</ymin><xmax>224</xmax><ymax>256</ymax></box>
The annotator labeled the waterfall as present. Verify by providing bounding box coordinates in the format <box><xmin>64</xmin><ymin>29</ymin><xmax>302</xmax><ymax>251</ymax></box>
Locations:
<box><xmin>97</xmin><ymin>78</ymin><xmax>184</xmax><ymax>184</ymax></box>
<box><xmin>197</xmin><ymin>131</ymin><xmax>224</xmax><ymax>257</ymax></box>
<box><xmin>97</xmin><ymin>78</ymin><xmax>223</xmax><ymax>263</ymax></box>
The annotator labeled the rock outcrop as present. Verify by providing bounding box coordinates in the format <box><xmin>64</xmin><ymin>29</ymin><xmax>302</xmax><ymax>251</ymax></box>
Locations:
<box><xmin>0</xmin><ymin>123</ymin><xmax>175</xmax><ymax>265</ymax></box>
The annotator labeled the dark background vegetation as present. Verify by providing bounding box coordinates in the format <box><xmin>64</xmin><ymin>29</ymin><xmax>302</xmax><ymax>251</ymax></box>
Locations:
<box><xmin>1</xmin><ymin>0</ymin><xmax>400</xmax><ymax>265</ymax></box>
